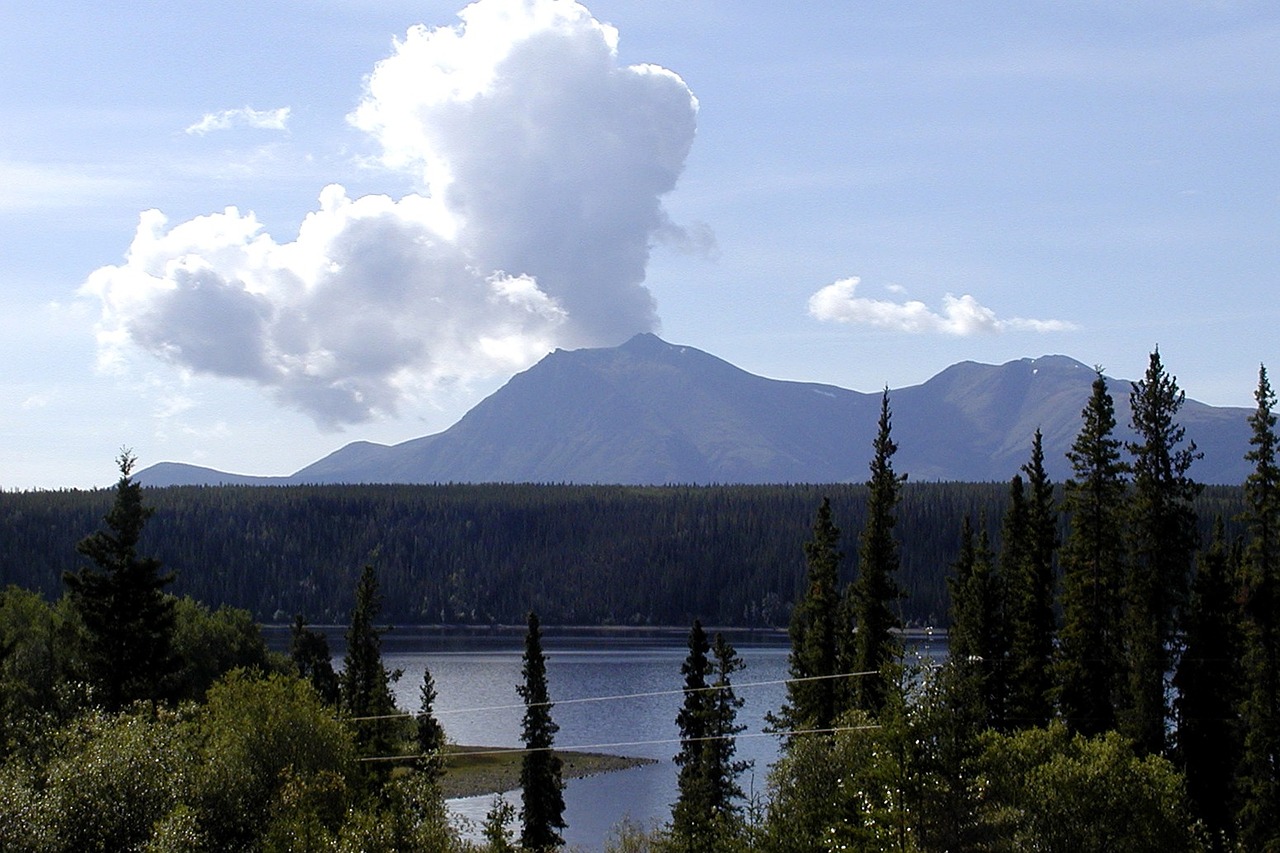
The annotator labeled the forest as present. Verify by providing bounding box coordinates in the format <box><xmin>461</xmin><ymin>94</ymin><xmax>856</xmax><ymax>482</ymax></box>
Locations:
<box><xmin>0</xmin><ymin>479</ymin><xmax>1247</xmax><ymax>629</ymax></box>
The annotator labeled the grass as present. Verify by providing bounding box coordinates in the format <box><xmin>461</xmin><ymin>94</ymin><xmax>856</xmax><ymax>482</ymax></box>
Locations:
<box><xmin>437</xmin><ymin>744</ymin><xmax>657</xmax><ymax>799</ymax></box>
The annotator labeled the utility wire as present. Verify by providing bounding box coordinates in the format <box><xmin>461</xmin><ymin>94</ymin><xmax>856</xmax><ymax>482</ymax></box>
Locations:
<box><xmin>357</xmin><ymin>724</ymin><xmax>883</xmax><ymax>763</ymax></box>
<box><xmin>347</xmin><ymin>670</ymin><xmax>879</xmax><ymax>722</ymax></box>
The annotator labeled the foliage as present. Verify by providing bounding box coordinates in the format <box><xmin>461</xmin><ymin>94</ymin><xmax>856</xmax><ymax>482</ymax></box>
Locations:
<box><xmin>1003</xmin><ymin>432</ymin><xmax>1058</xmax><ymax>729</ymax></box>
<box><xmin>482</xmin><ymin>795</ymin><xmax>518</xmax><ymax>853</ymax></box>
<box><xmin>518</xmin><ymin>610</ymin><xmax>565</xmax><ymax>851</ymax></box>
<box><xmin>170</xmin><ymin>596</ymin><xmax>286</xmax><ymax>702</ymax></box>
<box><xmin>671</xmin><ymin>623</ymin><xmax>749</xmax><ymax>851</ymax></box>
<box><xmin>339</xmin><ymin>562</ymin><xmax>403</xmax><ymax>773</ymax></box>
<box><xmin>290</xmin><ymin>613</ymin><xmax>340</xmax><ymax>705</ymax></box>
<box><xmin>1237</xmin><ymin>364</ymin><xmax>1280</xmax><ymax>849</ymax></box>
<box><xmin>1122</xmin><ymin>349</ymin><xmax>1201</xmax><ymax>754</ymax></box>
<box><xmin>1173</xmin><ymin>518</ymin><xmax>1243</xmax><ymax>849</ymax></box>
<box><xmin>196</xmin><ymin>669</ymin><xmax>357</xmax><ymax>848</ymax></box>
<box><xmin>63</xmin><ymin>451</ymin><xmax>177</xmax><ymax>710</ymax></box>
<box><xmin>0</xmin><ymin>705</ymin><xmax>196</xmax><ymax>853</ymax></box>
<box><xmin>975</xmin><ymin>723</ymin><xmax>1201</xmax><ymax>852</ymax></box>
<box><xmin>848</xmin><ymin>390</ymin><xmax>907</xmax><ymax>716</ymax></box>
<box><xmin>1056</xmin><ymin>369</ymin><xmax>1128</xmax><ymax>736</ymax></box>
<box><xmin>0</xmin><ymin>481</ymin><xmax>1246</xmax><ymax>629</ymax></box>
<box><xmin>415</xmin><ymin>663</ymin><xmax>446</xmax><ymax>779</ymax></box>
<box><xmin>947</xmin><ymin>516</ymin><xmax>1006</xmax><ymax>731</ymax></box>
<box><xmin>773</xmin><ymin>497</ymin><xmax>843</xmax><ymax>732</ymax></box>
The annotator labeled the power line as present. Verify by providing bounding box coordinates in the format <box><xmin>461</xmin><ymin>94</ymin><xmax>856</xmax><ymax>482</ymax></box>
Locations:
<box><xmin>347</xmin><ymin>670</ymin><xmax>879</xmax><ymax>722</ymax></box>
<box><xmin>357</xmin><ymin>724</ymin><xmax>883</xmax><ymax>763</ymax></box>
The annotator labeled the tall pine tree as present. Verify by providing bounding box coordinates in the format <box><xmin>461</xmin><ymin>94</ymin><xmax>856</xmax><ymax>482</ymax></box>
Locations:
<box><xmin>1003</xmin><ymin>433</ymin><xmax>1059</xmax><ymax>730</ymax></box>
<box><xmin>1122</xmin><ymin>348</ymin><xmax>1201</xmax><ymax>755</ymax></box>
<box><xmin>848</xmin><ymin>389</ymin><xmax>906</xmax><ymax>717</ymax></box>
<box><xmin>1016</xmin><ymin>432</ymin><xmax>1058</xmax><ymax>727</ymax></box>
<box><xmin>64</xmin><ymin>450</ymin><xmax>177</xmax><ymax>710</ymax></box>
<box><xmin>775</xmin><ymin>497</ymin><xmax>843</xmax><ymax>732</ymax></box>
<box><xmin>339</xmin><ymin>562</ymin><xmax>401</xmax><ymax>768</ymax></box>
<box><xmin>672</xmin><ymin>623</ymin><xmax>748</xmax><ymax>849</ymax></box>
<box><xmin>1056</xmin><ymin>369</ymin><xmax>1128</xmax><ymax>736</ymax></box>
<box><xmin>1237</xmin><ymin>364</ymin><xmax>1280</xmax><ymax>849</ymax></box>
<box><xmin>948</xmin><ymin>516</ymin><xmax>1005</xmax><ymax>730</ymax></box>
<box><xmin>416</xmin><ymin>664</ymin><xmax>446</xmax><ymax>779</ymax></box>
<box><xmin>519</xmin><ymin>610</ymin><xmax>565</xmax><ymax>851</ymax></box>
<box><xmin>706</xmin><ymin>633</ymin><xmax>749</xmax><ymax>825</ymax></box>
<box><xmin>672</xmin><ymin>619</ymin><xmax>714</xmax><ymax>847</ymax></box>
<box><xmin>1173</xmin><ymin>518</ymin><xmax>1243</xmax><ymax>850</ymax></box>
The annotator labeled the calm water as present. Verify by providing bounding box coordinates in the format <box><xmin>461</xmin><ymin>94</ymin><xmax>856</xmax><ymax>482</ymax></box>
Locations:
<box><xmin>272</xmin><ymin>626</ymin><xmax>945</xmax><ymax>851</ymax></box>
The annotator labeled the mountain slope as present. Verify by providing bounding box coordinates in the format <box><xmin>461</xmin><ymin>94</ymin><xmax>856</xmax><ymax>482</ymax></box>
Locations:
<box><xmin>139</xmin><ymin>335</ymin><xmax>1254</xmax><ymax>486</ymax></box>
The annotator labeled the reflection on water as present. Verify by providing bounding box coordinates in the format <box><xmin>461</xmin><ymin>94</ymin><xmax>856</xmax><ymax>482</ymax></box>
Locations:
<box><xmin>268</xmin><ymin>627</ymin><xmax>945</xmax><ymax>851</ymax></box>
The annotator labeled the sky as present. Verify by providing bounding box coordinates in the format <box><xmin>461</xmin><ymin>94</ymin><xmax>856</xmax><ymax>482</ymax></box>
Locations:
<box><xmin>2</xmin><ymin>1</ymin><xmax>1277</xmax><ymax>489</ymax></box>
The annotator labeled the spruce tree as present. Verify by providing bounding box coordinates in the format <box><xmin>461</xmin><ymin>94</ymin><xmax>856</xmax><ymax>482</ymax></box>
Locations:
<box><xmin>848</xmin><ymin>389</ymin><xmax>906</xmax><ymax>717</ymax></box>
<box><xmin>339</xmin><ymin>562</ymin><xmax>401</xmax><ymax>766</ymax></box>
<box><xmin>672</xmin><ymin>619</ymin><xmax>713</xmax><ymax>845</ymax></box>
<box><xmin>1238</xmin><ymin>364</ymin><xmax>1280</xmax><ymax>849</ymax></box>
<box><xmin>64</xmin><ymin>450</ymin><xmax>177</xmax><ymax>710</ymax></box>
<box><xmin>519</xmin><ymin>610</ymin><xmax>565</xmax><ymax>851</ymax></box>
<box><xmin>1173</xmin><ymin>518</ymin><xmax>1243</xmax><ymax>850</ymax></box>
<box><xmin>1056</xmin><ymin>369</ymin><xmax>1128</xmax><ymax>736</ymax></box>
<box><xmin>290</xmin><ymin>614</ymin><xmax>339</xmax><ymax>705</ymax></box>
<box><xmin>1122</xmin><ymin>348</ymin><xmax>1201</xmax><ymax>755</ymax></box>
<box><xmin>775</xmin><ymin>498</ymin><xmax>843</xmax><ymax>732</ymax></box>
<box><xmin>948</xmin><ymin>516</ymin><xmax>1005</xmax><ymax>730</ymax></box>
<box><xmin>1007</xmin><ymin>431</ymin><xmax>1059</xmax><ymax>729</ymax></box>
<box><xmin>672</xmin><ymin>624</ymin><xmax>749</xmax><ymax>851</ymax></box>
<box><xmin>416</xmin><ymin>664</ymin><xmax>446</xmax><ymax>779</ymax></box>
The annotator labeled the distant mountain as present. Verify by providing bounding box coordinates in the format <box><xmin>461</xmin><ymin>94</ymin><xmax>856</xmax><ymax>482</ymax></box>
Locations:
<box><xmin>138</xmin><ymin>334</ymin><xmax>1254</xmax><ymax>487</ymax></box>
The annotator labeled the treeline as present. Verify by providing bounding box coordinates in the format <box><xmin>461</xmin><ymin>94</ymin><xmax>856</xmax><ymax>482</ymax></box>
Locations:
<box><xmin>0</xmin><ymin>480</ymin><xmax>1247</xmax><ymax>628</ymax></box>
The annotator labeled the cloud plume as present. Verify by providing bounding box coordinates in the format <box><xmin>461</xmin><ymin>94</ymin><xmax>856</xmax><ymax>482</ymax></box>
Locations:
<box><xmin>86</xmin><ymin>0</ymin><xmax>700</xmax><ymax>426</ymax></box>
<box><xmin>808</xmin><ymin>277</ymin><xmax>1076</xmax><ymax>335</ymax></box>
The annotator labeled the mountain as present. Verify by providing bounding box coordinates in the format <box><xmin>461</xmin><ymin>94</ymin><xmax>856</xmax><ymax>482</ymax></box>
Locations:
<box><xmin>138</xmin><ymin>334</ymin><xmax>1255</xmax><ymax>487</ymax></box>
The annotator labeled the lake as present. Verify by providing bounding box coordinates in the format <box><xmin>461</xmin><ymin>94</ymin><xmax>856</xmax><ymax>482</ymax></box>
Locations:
<box><xmin>273</xmin><ymin>625</ymin><xmax>946</xmax><ymax>851</ymax></box>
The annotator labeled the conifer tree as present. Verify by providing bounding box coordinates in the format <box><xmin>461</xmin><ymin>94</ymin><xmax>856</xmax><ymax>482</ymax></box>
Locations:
<box><xmin>848</xmin><ymin>389</ymin><xmax>906</xmax><ymax>717</ymax></box>
<box><xmin>1006</xmin><ymin>431</ymin><xmax>1059</xmax><ymax>729</ymax></box>
<box><xmin>775</xmin><ymin>498</ymin><xmax>843</xmax><ymax>732</ymax></box>
<box><xmin>416</xmin><ymin>664</ymin><xmax>446</xmax><ymax>779</ymax></box>
<box><xmin>340</xmin><ymin>562</ymin><xmax>401</xmax><ymax>766</ymax></box>
<box><xmin>290</xmin><ymin>614</ymin><xmax>339</xmax><ymax>705</ymax></box>
<box><xmin>948</xmin><ymin>516</ymin><xmax>1005</xmax><ymax>729</ymax></box>
<box><xmin>64</xmin><ymin>450</ymin><xmax>177</xmax><ymax>710</ymax></box>
<box><xmin>1122</xmin><ymin>348</ymin><xmax>1201</xmax><ymax>755</ymax></box>
<box><xmin>1174</xmin><ymin>518</ymin><xmax>1243</xmax><ymax>850</ymax></box>
<box><xmin>672</xmin><ymin>623</ymin><xmax>748</xmax><ymax>851</ymax></box>
<box><xmin>1238</xmin><ymin>364</ymin><xmax>1280</xmax><ymax>849</ymax></box>
<box><xmin>706</xmin><ymin>633</ymin><xmax>749</xmax><ymax>823</ymax></box>
<box><xmin>1056</xmin><ymin>369</ymin><xmax>1128</xmax><ymax>736</ymax></box>
<box><xmin>519</xmin><ymin>610</ymin><xmax>565</xmax><ymax>851</ymax></box>
<box><xmin>672</xmin><ymin>619</ymin><xmax>713</xmax><ymax>846</ymax></box>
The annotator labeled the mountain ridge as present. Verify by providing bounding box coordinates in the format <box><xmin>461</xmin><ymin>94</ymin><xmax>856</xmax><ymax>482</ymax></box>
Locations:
<box><xmin>138</xmin><ymin>335</ymin><xmax>1254</xmax><ymax>487</ymax></box>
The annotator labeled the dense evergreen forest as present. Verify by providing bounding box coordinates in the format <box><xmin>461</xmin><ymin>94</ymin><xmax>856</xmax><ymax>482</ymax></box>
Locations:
<box><xmin>0</xmin><ymin>480</ymin><xmax>1246</xmax><ymax>627</ymax></box>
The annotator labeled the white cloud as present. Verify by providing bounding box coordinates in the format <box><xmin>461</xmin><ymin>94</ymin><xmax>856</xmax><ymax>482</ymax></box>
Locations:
<box><xmin>808</xmin><ymin>277</ymin><xmax>1076</xmax><ymax>336</ymax></box>
<box><xmin>185</xmin><ymin>106</ymin><xmax>291</xmax><ymax>136</ymax></box>
<box><xmin>85</xmin><ymin>0</ymin><xmax>700</xmax><ymax>427</ymax></box>
<box><xmin>84</xmin><ymin>187</ymin><xmax>567</xmax><ymax>427</ymax></box>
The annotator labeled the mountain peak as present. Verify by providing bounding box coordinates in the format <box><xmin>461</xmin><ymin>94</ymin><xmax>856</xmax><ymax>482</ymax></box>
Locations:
<box><xmin>142</xmin><ymin>342</ymin><xmax>1254</xmax><ymax>487</ymax></box>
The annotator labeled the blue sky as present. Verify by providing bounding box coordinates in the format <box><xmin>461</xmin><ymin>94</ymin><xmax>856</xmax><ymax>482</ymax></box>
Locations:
<box><xmin>2</xmin><ymin>1</ymin><xmax>1276</xmax><ymax>488</ymax></box>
